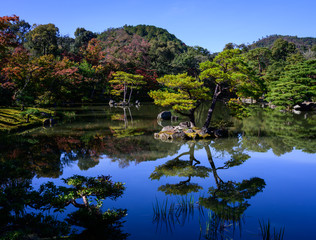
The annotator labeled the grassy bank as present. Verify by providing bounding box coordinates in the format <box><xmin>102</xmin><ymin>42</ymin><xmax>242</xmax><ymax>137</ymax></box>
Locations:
<box><xmin>0</xmin><ymin>107</ymin><xmax>55</xmax><ymax>133</ymax></box>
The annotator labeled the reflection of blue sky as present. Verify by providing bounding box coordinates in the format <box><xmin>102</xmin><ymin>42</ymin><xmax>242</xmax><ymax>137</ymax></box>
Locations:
<box><xmin>31</xmin><ymin>145</ymin><xmax>316</xmax><ymax>239</ymax></box>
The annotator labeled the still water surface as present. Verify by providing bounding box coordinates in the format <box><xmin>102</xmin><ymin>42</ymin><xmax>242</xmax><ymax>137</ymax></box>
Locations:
<box><xmin>1</xmin><ymin>103</ymin><xmax>315</xmax><ymax>239</ymax></box>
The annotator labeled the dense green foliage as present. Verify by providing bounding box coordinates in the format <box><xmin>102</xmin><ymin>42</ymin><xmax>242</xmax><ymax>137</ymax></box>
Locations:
<box><xmin>250</xmin><ymin>34</ymin><xmax>316</xmax><ymax>52</ymax></box>
<box><xmin>266</xmin><ymin>59</ymin><xmax>316</xmax><ymax>109</ymax></box>
<box><xmin>0</xmin><ymin>15</ymin><xmax>315</xmax><ymax>114</ymax></box>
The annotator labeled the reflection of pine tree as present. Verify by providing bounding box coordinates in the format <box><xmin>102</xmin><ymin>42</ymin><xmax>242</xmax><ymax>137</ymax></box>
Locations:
<box><xmin>0</xmin><ymin>160</ymin><xmax>70</xmax><ymax>239</ymax></box>
<box><xmin>150</xmin><ymin>140</ymin><xmax>265</xmax><ymax>238</ymax></box>
<box><xmin>150</xmin><ymin>142</ymin><xmax>211</xmax><ymax>195</ymax></box>
<box><xmin>200</xmin><ymin>145</ymin><xmax>265</xmax><ymax>222</ymax></box>
<box><xmin>0</xmin><ymin>162</ymin><xmax>128</xmax><ymax>239</ymax></box>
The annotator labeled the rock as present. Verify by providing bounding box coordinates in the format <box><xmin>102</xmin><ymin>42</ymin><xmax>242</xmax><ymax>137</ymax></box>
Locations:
<box><xmin>161</xmin><ymin>126</ymin><xmax>175</xmax><ymax>132</ymax></box>
<box><xmin>155</xmin><ymin>129</ymin><xmax>186</xmax><ymax>142</ymax></box>
<box><xmin>172</xmin><ymin>131</ymin><xmax>186</xmax><ymax>139</ymax></box>
<box><xmin>157</xmin><ymin>111</ymin><xmax>172</xmax><ymax>120</ymax></box>
<box><xmin>109</xmin><ymin>100</ymin><xmax>116</xmax><ymax>106</ymax></box>
<box><xmin>154</xmin><ymin>122</ymin><xmax>228</xmax><ymax>141</ymax></box>
<box><xmin>184</xmin><ymin>129</ymin><xmax>194</xmax><ymax>133</ymax></box>
<box><xmin>292</xmin><ymin>109</ymin><xmax>301</xmax><ymax>115</ymax></box>
<box><xmin>160</xmin><ymin>132</ymin><xmax>173</xmax><ymax>141</ymax></box>
<box><xmin>293</xmin><ymin>104</ymin><xmax>301</xmax><ymax>110</ymax></box>
<box><xmin>179</xmin><ymin>121</ymin><xmax>195</xmax><ymax>129</ymax></box>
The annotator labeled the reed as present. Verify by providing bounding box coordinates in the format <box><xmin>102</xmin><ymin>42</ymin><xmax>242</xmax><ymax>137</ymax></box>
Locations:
<box><xmin>152</xmin><ymin>196</ymin><xmax>202</xmax><ymax>232</ymax></box>
<box><xmin>259</xmin><ymin>219</ymin><xmax>285</xmax><ymax>240</ymax></box>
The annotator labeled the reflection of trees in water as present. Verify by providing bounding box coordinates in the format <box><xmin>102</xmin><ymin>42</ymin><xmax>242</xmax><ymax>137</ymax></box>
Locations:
<box><xmin>150</xmin><ymin>140</ymin><xmax>265</xmax><ymax>239</ymax></box>
<box><xmin>109</xmin><ymin>106</ymin><xmax>146</xmax><ymax>138</ymax></box>
<box><xmin>0</xmin><ymin>131</ymin><xmax>182</xmax><ymax>178</ymax></box>
<box><xmin>0</xmin><ymin>158</ymin><xmax>69</xmax><ymax>239</ymax></box>
<box><xmin>150</xmin><ymin>142</ymin><xmax>211</xmax><ymax>195</ymax></box>
<box><xmin>0</xmin><ymin>157</ymin><xmax>128</xmax><ymax>239</ymax></box>
<box><xmin>236</xmin><ymin>106</ymin><xmax>316</xmax><ymax>155</ymax></box>
<box><xmin>194</xmin><ymin>101</ymin><xmax>233</xmax><ymax>129</ymax></box>
<box><xmin>1</xmin><ymin>104</ymin><xmax>313</xmax><ymax>179</ymax></box>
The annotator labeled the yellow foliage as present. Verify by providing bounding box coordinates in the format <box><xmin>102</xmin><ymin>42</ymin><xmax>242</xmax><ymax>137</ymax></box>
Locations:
<box><xmin>149</xmin><ymin>73</ymin><xmax>211</xmax><ymax>113</ymax></box>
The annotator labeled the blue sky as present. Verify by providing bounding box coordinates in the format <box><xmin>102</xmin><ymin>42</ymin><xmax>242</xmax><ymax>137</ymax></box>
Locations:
<box><xmin>1</xmin><ymin>0</ymin><xmax>315</xmax><ymax>52</ymax></box>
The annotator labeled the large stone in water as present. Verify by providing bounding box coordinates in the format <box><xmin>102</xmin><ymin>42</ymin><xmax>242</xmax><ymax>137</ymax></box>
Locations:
<box><xmin>157</xmin><ymin>111</ymin><xmax>172</xmax><ymax>120</ymax></box>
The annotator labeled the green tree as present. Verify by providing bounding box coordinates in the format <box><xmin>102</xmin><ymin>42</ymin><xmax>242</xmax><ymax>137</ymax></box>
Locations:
<box><xmin>25</xmin><ymin>23</ymin><xmax>59</xmax><ymax>56</ymax></box>
<box><xmin>149</xmin><ymin>73</ymin><xmax>211</xmax><ymax>125</ymax></box>
<box><xmin>110</xmin><ymin>71</ymin><xmax>145</xmax><ymax>104</ymax></box>
<box><xmin>171</xmin><ymin>46</ymin><xmax>212</xmax><ymax>77</ymax></box>
<box><xmin>73</xmin><ymin>27</ymin><xmax>97</xmax><ymax>53</ymax></box>
<box><xmin>245</xmin><ymin>47</ymin><xmax>272</xmax><ymax>74</ymax></box>
<box><xmin>57</xmin><ymin>35</ymin><xmax>75</xmax><ymax>55</ymax></box>
<box><xmin>200</xmin><ymin>49</ymin><xmax>263</xmax><ymax>129</ymax></box>
<box><xmin>266</xmin><ymin>59</ymin><xmax>316</xmax><ymax>109</ymax></box>
<box><xmin>8</xmin><ymin>18</ymin><xmax>31</xmax><ymax>44</ymax></box>
<box><xmin>271</xmin><ymin>38</ymin><xmax>296</xmax><ymax>61</ymax></box>
<box><xmin>223</xmin><ymin>42</ymin><xmax>235</xmax><ymax>50</ymax></box>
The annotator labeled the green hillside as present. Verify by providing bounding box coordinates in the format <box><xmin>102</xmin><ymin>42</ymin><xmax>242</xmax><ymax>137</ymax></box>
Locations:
<box><xmin>250</xmin><ymin>35</ymin><xmax>316</xmax><ymax>51</ymax></box>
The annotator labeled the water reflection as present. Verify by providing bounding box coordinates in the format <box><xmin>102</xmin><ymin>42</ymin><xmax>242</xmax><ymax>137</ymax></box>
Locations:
<box><xmin>0</xmin><ymin>158</ymin><xmax>128</xmax><ymax>239</ymax></box>
<box><xmin>0</xmin><ymin>103</ymin><xmax>315</xmax><ymax>239</ymax></box>
<box><xmin>150</xmin><ymin>140</ymin><xmax>266</xmax><ymax>238</ymax></box>
<box><xmin>234</xmin><ymin>107</ymin><xmax>316</xmax><ymax>155</ymax></box>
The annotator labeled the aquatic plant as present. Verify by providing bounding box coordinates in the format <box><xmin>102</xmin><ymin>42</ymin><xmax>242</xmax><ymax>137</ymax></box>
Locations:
<box><xmin>259</xmin><ymin>219</ymin><xmax>285</xmax><ymax>240</ymax></box>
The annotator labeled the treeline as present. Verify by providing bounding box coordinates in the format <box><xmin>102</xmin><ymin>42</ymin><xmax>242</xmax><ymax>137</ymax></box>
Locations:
<box><xmin>0</xmin><ymin>15</ymin><xmax>315</xmax><ymax>109</ymax></box>
<box><xmin>250</xmin><ymin>34</ymin><xmax>316</xmax><ymax>52</ymax></box>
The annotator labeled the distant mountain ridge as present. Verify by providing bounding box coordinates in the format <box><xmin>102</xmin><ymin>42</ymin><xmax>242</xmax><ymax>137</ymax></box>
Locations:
<box><xmin>100</xmin><ymin>25</ymin><xmax>315</xmax><ymax>54</ymax></box>
<box><xmin>250</xmin><ymin>35</ymin><xmax>316</xmax><ymax>51</ymax></box>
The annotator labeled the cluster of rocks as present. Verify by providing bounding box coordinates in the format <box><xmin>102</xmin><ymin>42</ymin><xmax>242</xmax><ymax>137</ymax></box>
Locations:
<box><xmin>109</xmin><ymin>100</ymin><xmax>141</xmax><ymax>107</ymax></box>
<box><xmin>154</xmin><ymin>121</ymin><xmax>227</xmax><ymax>142</ymax></box>
<box><xmin>269</xmin><ymin>101</ymin><xmax>316</xmax><ymax>113</ymax></box>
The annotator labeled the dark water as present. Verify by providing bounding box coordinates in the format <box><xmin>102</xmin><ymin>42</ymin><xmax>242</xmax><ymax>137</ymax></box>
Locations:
<box><xmin>0</xmin><ymin>103</ymin><xmax>315</xmax><ymax>239</ymax></box>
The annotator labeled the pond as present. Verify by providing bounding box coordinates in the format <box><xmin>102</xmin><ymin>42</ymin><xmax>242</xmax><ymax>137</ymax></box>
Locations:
<box><xmin>0</xmin><ymin>103</ymin><xmax>315</xmax><ymax>239</ymax></box>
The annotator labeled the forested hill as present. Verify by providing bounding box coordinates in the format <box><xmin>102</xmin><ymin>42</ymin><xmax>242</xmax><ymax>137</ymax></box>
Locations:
<box><xmin>250</xmin><ymin>35</ymin><xmax>316</xmax><ymax>51</ymax></box>
<box><xmin>1</xmin><ymin>16</ymin><xmax>315</xmax><ymax>109</ymax></box>
<box><xmin>124</xmin><ymin>25</ymin><xmax>186</xmax><ymax>47</ymax></box>
<box><xmin>96</xmin><ymin>25</ymin><xmax>211</xmax><ymax>76</ymax></box>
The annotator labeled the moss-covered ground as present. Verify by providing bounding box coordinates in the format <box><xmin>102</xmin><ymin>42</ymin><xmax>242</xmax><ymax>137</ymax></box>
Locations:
<box><xmin>0</xmin><ymin>107</ymin><xmax>55</xmax><ymax>133</ymax></box>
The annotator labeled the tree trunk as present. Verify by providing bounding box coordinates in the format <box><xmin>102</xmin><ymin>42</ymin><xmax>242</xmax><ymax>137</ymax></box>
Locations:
<box><xmin>82</xmin><ymin>195</ymin><xmax>89</xmax><ymax>207</ymax></box>
<box><xmin>128</xmin><ymin>85</ymin><xmax>133</xmax><ymax>104</ymax></box>
<box><xmin>204</xmin><ymin>145</ymin><xmax>223</xmax><ymax>188</ymax></box>
<box><xmin>203</xmin><ymin>84</ymin><xmax>221</xmax><ymax>129</ymax></box>
<box><xmin>189</xmin><ymin>109</ymin><xmax>196</xmax><ymax>127</ymax></box>
<box><xmin>123</xmin><ymin>83</ymin><xmax>127</xmax><ymax>103</ymax></box>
